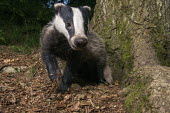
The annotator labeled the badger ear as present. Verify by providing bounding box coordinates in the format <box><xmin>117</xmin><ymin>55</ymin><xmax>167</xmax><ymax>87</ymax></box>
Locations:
<box><xmin>54</xmin><ymin>3</ymin><xmax>65</xmax><ymax>14</ymax></box>
<box><xmin>81</xmin><ymin>6</ymin><xmax>91</xmax><ymax>17</ymax></box>
<box><xmin>83</xmin><ymin>6</ymin><xmax>91</xmax><ymax>12</ymax></box>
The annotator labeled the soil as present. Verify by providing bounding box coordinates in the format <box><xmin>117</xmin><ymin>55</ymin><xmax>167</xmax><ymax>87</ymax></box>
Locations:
<box><xmin>0</xmin><ymin>46</ymin><xmax>126</xmax><ymax>113</ymax></box>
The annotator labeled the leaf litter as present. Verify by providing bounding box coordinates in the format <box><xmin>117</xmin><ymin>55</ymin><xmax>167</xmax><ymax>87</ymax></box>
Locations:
<box><xmin>0</xmin><ymin>46</ymin><xmax>126</xmax><ymax>113</ymax></box>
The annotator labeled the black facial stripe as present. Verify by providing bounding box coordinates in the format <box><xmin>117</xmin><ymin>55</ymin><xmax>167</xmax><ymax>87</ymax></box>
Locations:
<box><xmin>59</xmin><ymin>6</ymin><xmax>75</xmax><ymax>38</ymax></box>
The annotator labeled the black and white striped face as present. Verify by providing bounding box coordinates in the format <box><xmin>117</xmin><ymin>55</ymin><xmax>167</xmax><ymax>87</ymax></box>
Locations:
<box><xmin>53</xmin><ymin>3</ymin><xmax>91</xmax><ymax>50</ymax></box>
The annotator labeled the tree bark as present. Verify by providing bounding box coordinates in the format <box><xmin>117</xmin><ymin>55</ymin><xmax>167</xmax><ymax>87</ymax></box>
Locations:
<box><xmin>91</xmin><ymin>0</ymin><xmax>170</xmax><ymax>77</ymax></box>
<box><xmin>91</xmin><ymin>0</ymin><xmax>170</xmax><ymax>112</ymax></box>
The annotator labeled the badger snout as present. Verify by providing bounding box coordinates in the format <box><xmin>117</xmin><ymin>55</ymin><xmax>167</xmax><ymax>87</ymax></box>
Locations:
<box><xmin>70</xmin><ymin>35</ymin><xmax>88</xmax><ymax>50</ymax></box>
<box><xmin>74</xmin><ymin>38</ymin><xmax>88</xmax><ymax>48</ymax></box>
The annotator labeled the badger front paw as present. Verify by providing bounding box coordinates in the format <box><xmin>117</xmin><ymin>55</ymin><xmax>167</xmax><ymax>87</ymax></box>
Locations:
<box><xmin>49</xmin><ymin>70</ymin><xmax>62</xmax><ymax>82</ymax></box>
<box><xmin>56</xmin><ymin>84</ymin><xmax>69</xmax><ymax>94</ymax></box>
<box><xmin>49</xmin><ymin>74</ymin><xmax>59</xmax><ymax>82</ymax></box>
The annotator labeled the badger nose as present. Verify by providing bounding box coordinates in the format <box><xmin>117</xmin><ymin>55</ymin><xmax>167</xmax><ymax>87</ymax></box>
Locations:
<box><xmin>75</xmin><ymin>38</ymin><xmax>88</xmax><ymax>48</ymax></box>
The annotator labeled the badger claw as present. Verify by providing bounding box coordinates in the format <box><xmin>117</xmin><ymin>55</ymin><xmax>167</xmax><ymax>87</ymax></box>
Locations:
<box><xmin>49</xmin><ymin>70</ymin><xmax>62</xmax><ymax>82</ymax></box>
<box><xmin>49</xmin><ymin>74</ymin><xmax>59</xmax><ymax>82</ymax></box>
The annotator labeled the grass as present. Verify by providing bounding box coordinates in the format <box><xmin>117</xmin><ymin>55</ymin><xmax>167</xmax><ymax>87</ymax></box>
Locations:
<box><xmin>9</xmin><ymin>46</ymin><xmax>33</xmax><ymax>54</ymax></box>
<box><xmin>0</xmin><ymin>23</ymin><xmax>41</xmax><ymax>54</ymax></box>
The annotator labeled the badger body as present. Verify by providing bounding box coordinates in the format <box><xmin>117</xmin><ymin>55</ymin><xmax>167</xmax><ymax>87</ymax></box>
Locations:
<box><xmin>40</xmin><ymin>3</ymin><xmax>113</xmax><ymax>93</ymax></box>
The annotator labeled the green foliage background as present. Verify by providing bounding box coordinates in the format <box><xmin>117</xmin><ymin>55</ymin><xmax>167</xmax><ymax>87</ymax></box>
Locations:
<box><xmin>0</xmin><ymin>0</ymin><xmax>53</xmax><ymax>48</ymax></box>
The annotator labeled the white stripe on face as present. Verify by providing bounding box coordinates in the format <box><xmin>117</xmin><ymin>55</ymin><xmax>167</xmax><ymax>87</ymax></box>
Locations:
<box><xmin>54</xmin><ymin>14</ymin><xmax>70</xmax><ymax>40</ymax></box>
<box><xmin>71</xmin><ymin>7</ymin><xmax>85</xmax><ymax>36</ymax></box>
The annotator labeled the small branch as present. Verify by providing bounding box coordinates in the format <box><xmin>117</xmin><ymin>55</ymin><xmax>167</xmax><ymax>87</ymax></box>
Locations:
<box><xmin>0</xmin><ymin>65</ymin><xmax>11</xmax><ymax>72</ymax></box>
<box><xmin>89</xmin><ymin>99</ymin><xmax>95</xmax><ymax>107</ymax></box>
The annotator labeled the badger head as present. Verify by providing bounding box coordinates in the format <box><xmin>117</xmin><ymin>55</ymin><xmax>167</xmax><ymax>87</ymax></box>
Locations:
<box><xmin>53</xmin><ymin>3</ymin><xmax>91</xmax><ymax>50</ymax></box>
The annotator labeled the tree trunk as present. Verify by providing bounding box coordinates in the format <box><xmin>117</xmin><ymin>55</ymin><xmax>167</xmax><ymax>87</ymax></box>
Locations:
<box><xmin>91</xmin><ymin>0</ymin><xmax>170</xmax><ymax>112</ymax></box>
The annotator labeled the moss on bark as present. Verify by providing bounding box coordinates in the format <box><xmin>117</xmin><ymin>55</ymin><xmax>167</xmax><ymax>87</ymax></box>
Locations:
<box><xmin>150</xmin><ymin>26</ymin><xmax>170</xmax><ymax>67</ymax></box>
<box><xmin>123</xmin><ymin>71</ymin><xmax>152</xmax><ymax>113</ymax></box>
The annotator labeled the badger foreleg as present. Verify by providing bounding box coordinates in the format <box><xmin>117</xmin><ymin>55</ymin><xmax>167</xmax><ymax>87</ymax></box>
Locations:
<box><xmin>42</xmin><ymin>51</ymin><xmax>61</xmax><ymax>81</ymax></box>
<box><xmin>96</xmin><ymin>61</ymin><xmax>105</xmax><ymax>83</ymax></box>
<box><xmin>57</xmin><ymin>63</ymin><xmax>73</xmax><ymax>93</ymax></box>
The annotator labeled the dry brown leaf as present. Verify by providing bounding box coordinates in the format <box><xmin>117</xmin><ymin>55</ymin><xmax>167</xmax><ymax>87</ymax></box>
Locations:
<box><xmin>64</xmin><ymin>94</ymin><xmax>71</xmax><ymax>102</ymax></box>
<box><xmin>80</xmin><ymin>100</ymin><xmax>91</xmax><ymax>106</ymax></box>
<box><xmin>72</xmin><ymin>101</ymin><xmax>80</xmax><ymax>110</ymax></box>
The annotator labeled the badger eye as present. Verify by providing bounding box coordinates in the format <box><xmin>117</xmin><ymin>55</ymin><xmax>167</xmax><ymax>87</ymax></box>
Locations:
<box><xmin>66</xmin><ymin>22</ymin><xmax>72</xmax><ymax>28</ymax></box>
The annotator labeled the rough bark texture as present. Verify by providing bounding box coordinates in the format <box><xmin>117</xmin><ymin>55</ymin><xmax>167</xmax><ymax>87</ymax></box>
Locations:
<box><xmin>132</xmin><ymin>28</ymin><xmax>159</xmax><ymax>69</ymax></box>
<box><xmin>90</xmin><ymin>0</ymin><xmax>170</xmax><ymax>112</ymax></box>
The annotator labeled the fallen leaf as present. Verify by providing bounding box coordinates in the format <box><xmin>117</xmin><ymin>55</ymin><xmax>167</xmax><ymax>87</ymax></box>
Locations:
<box><xmin>72</xmin><ymin>101</ymin><xmax>80</xmax><ymax>110</ymax></box>
<box><xmin>64</xmin><ymin>94</ymin><xmax>71</xmax><ymax>102</ymax></box>
<box><xmin>80</xmin><ymin>100</ymin><xmax>91</xmax><ymax>106</ymax></box>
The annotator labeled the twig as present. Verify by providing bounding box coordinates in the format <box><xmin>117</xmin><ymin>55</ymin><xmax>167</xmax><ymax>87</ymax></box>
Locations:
<box><xmin>0</xmin><ymin>64</ymin><xmax>11</xmax><ymax>72</ymax></box>
<box><xmin>89</xmin><ymin>99</ymin><xmax>95</xmax><ymax>107</ymax></box>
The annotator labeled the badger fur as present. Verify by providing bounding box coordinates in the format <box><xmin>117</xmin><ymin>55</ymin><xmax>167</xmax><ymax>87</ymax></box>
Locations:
<box><xmin>40</xmin><ymin>3</ymin><xmax>113</xmax><ymax>93</ymax></box>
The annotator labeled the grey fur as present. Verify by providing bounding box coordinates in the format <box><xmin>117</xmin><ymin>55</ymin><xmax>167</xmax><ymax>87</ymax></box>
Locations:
<box><xmin>40</xmin><ymin>24</ymin><xmax>113</xmax><ymax>83</ymax></box>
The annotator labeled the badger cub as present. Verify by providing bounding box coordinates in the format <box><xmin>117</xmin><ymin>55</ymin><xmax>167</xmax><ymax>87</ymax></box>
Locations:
<box><xmin>40</xmin><ymin>3</ymin><xmax>113</xmax><ymax>93</ymax></box>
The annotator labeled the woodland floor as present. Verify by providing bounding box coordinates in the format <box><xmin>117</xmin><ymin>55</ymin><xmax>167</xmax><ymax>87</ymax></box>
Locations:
<box><xmin>0</xmin><ymin>46</ymin><xmax>126</xmax><ymax>113</ymax></box>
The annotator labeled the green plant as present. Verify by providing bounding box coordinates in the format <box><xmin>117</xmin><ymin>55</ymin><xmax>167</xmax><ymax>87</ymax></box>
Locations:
<box><xmin>10</xmin><ymin>46</ymin><xmax>32</xmax><ymax>54</ymax></box>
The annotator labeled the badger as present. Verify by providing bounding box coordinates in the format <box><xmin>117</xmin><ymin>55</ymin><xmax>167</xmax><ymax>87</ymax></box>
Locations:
<box><xmin>40</xmin><ymin>3</ymin><xmax>113</xmax><ymax>93</ymax></box>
